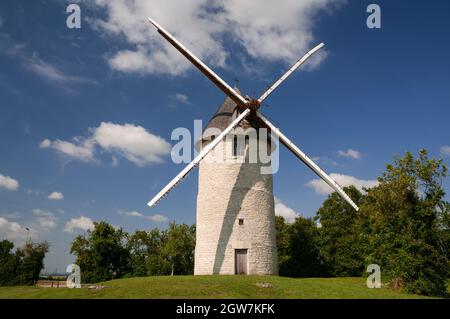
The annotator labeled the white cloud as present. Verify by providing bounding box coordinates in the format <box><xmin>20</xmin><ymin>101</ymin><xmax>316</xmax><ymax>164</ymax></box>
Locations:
<box><xmin>87</xmin><ymin>0</ymin><xmax>341</xmax><ymax>75</ymax></box>
<box><xmin>440</xmin><ymin>146</ymin><xmax>450</xmax><ymax>157</ymax></box>
<box><xmin>64</xmin><ymin>216</ymin><xmax>95</xmax><ymax>233</ymax></box>
<box><xmin>169</xmin><ymin>93</ymin><xmax>189</xmax><ymax>105</ymax></box>
<box><xmin>40</xmin><ymin>138</ymin><xmax>95</xmax><ymax>162</ymax></box>
<box><xmin>120</xmin><ymin>210</ymin><xmax>144</xmax><ymax>217</ymax></box>
<box><xmin>24</xmin><ymin>53</ymin><xmax>94</xmax><ymax>84</ymax></box>
<box><xmin>337</xmin><ymin>149</ymin><xmax>362</xmax><ymax>160</ymax></box>
<box><xmin>48</xmin><ymin>192</ymin><xmax>64</xmax><ymax>200</ymax></box>
<box><xmin>93</xmin><ymin>122</ymin><xmax>171</xmax><ymax>166</ymax></box>
<box><xmin>0</xmin><ymin>174</ymin><xmax>19</xmax><ymax>191</ymax></box>
<box><xmin>0</xmin><ymin>209</ymin><xmax>59</xmax><ymax>245</ymax></box>
<box><xmin>306</xmin><ymin>173</ymin><xmax>378</xmax><ymax>195</ymax></box>
<box><xmin>0</xmin><ymin>217</ymin><xmax>26</xmax><ymax>241</ymax></box>
<box><xmin>274</xmin><ymin>197</ymin><xmax>299</xmax><ymax>223</ymax></box>
<box><xmin>119</xmin><ymin>210</ymin><xmax>168</xmax><ymax>222</ymax></box>
<box><xmin>147</xmin><ymin>214</ymin><xmax>168</xmax><ymax>222</ymax></box>
<box><xmin>32</xmin><ymin>208</ymin><xmax>55</xmax><ymax>218</ymax></box>
<box><xmin>41</xmin><ymin>122</ymin><xmax>171</xmax><ymax>166</ymax></box>
<box><xmin>32</xmin><ymin>209</ymin><xmax>58</xmax><ymax>231</ymax></box>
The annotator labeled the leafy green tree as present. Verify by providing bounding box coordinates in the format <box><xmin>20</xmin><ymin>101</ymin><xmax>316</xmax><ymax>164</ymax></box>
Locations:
<box><xmin>70</xmin><ymin>221</ymin><xmax>130</xmax><ymax>283</ymax></box>
<box><xmin>127</xmin><ymin>230</ymin><xmax>151</xmax><ymax>277</ymax></box>
<box><xmin>0</xmin><ymin>240</ymin><xmax>20</xmax><ymax>286</ymax></box>
<box><xmin>360</xmin><ymin>150</ymin><xmax>450</xmax><ymax>296</ymax></box>
<box><xmin>275</xmin><ymin>216</ymin><xmax>290</xmax><ymax>273</ymax></box>
<box><xmin>0</xmin><ymin>240</ymin><xmax>48</xmax><ymax>286</ymax></box>
<box><xmin>279</xmin><ymin>216</ymin><xmax>327</xmax><ymax>277</ymax></box>
<box><xmin>164</xmin><ymin>223</ymin><xmax>196</xmax><ymax>275</ymax></box>
<box><xmin>315</xmin><ymin>186</ymin><xmax>365</xmax><ymax>277</ymax></box>
<box><xmin>16</xmin><ymin>241</ymin><xmax>49</xmax><ymax>285</ymax></box>
<box><xmin>127</xmin><ymin>229</ymin><xmax>172</xmax><ymax>276</ymax></box>
<box><xmin>145</xmin><ymin>228</ymin><xmax>171</xmax><ymax>276</ymax></box>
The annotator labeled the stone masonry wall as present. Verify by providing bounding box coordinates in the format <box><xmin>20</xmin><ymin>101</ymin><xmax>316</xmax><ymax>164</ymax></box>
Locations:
<box><xmin>194</xmin><ymin>137</ymin><xmax>278</xmax><ymax>275</ymax></box>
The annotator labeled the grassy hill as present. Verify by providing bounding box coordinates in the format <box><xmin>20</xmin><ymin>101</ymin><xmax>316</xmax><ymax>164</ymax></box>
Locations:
<box><xmin>0</xmin><ymin>276</ymin><xmax>446</xmax><ymax>299</ymax></box>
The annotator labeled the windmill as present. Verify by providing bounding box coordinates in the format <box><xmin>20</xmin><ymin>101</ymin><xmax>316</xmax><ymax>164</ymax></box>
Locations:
<box><xmin>146</xmin><ymin>18</ymin><xmax>359</xmax><ymax>275</ymax></box>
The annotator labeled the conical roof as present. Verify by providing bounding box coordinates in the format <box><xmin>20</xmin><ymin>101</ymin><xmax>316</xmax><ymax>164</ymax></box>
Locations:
<box><xmin>195</xmin><ymin>89</ymin><xmax>275</xmax><ymax>153</ymax></box>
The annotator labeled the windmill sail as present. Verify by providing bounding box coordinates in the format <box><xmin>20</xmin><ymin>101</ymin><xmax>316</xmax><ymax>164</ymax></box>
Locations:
<box><xmin>257</xmin><ymin>112</ymin><xmax>359</xmax><ymax>211</ymax></box>
<box><xmin>257</xmin><ymin>43</ymin><xmax>325</xmax><ymax>103</ymax></box>
<box><xmin>147</xmin><ymin>18</ymin><xmax>248</xmax><ymax>108</ymax></box>
<box><xmin>148</xmin><ymin>108</ymin><xmax>251</xmax><ymax>207</ymax></box>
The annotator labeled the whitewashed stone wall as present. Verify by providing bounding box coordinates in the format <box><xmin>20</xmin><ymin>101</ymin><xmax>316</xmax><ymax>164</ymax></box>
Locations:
<box><xmin>194</xmin><ymin>137</ymin><xmax>278</xmax><ymax>275</ymax></box>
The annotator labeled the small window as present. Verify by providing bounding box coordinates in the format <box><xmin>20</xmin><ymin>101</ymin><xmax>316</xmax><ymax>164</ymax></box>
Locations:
<box><xmin>238</xmin><ymin>218</ymin><xmax>244</xmax><ymax>225</ymax></box>
<box><xmin>232</xmin><ymin>135</ymin><xmax>248</xmax><ymax>157</ymax></box>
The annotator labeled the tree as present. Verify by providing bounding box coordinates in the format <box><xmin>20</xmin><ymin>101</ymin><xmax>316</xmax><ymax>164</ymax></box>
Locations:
<box><xmin>0</xmin><ymin>240</ymin><xmax>48</xmax><ymax>286</ymax></box>
<box><xmin>360</xmin><ymin>150</ymin><xmax>450</xmax><ymax>296</ymax></box>
<box><xmin>315</xmin><ymin>186</ymin><xmax>365</xmax><ymax>277</ymax></box>
<box><xmin>127</xmin><ymin>230</ymin><xmax>151</xmax><ymax>277</ymax></box>
<box><xmin>279</xmin><ymin>216</ymin><xmax>327</xmax><ymax>277</ymax></box>
<box><xmin>16</xmin><ymin>242</ymin><xmax>49</xmax><ymax>285</ymax></box>
<box><xmin>127</xmin><ymin>229</ymin><xmax>171</xmax><ymax>277</ymax></box>
<box><xmin>164</xmin><ymin>223</ymin><xmax>196</xmax><ymax>275</ymax></box>
<box><xmin>275</xmin><ymin>216</ymin><xmax>290</xmax><ymax>273</ymax></box>
<box><xmin>0</xmin><ymin>240</ymin><xmax>19</xmax><ymax>286</ymax></box>
<box><xmin>145</xmin><ymin>228</ymin><xmax>171</xmax><ymax>276</ymax></box>
<box><xmin>70</xmin><ymin>221</ymin><xmax>130</xmax><ymax>283</ymax></box>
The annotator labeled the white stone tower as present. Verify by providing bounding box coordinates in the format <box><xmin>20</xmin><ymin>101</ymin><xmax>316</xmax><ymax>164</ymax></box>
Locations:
<box><xmin>194</xmin><ymin>94</ymin><xmax>278</xmax><ymax>275</ymax></box>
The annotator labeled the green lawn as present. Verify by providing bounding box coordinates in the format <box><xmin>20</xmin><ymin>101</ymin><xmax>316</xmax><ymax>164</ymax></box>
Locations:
<box><xmin>0</xmin><ymin>276</ymin><xmax>446</xmax><ymax>299</ymax></box>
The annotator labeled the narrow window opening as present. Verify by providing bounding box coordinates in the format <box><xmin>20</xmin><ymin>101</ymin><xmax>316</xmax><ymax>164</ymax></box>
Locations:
<box><xmin>232</xmin><ymin>135</ymin><xmax>248</xmax><ymax>157</ymax></box>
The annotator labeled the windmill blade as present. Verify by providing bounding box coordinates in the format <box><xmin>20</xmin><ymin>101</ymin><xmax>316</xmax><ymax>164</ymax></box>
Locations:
<box><xmin>257</xmin><ymin>43</ymin><xmax>325</xmax><ymax>103</ymax></box>
<box><xmin>148</xmin><ymin>108</ymin><xmax>251</xmax><ymax>207</ymax></box>
<box><xmin>256</xmin><ymin>112</ymin><xmax>359</xmax><ymax>211</ymax></box>
<box><xmin>147</xmin><ymin>18</ymin><xmax>248</xmax><ymax>108</ymax></box>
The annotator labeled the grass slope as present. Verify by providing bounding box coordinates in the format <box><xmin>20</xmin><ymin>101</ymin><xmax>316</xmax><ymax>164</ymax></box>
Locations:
<box><xmin>0</xmin><ymin>276</ymin><xmax>442</xmax><ymax>299</ymax></box>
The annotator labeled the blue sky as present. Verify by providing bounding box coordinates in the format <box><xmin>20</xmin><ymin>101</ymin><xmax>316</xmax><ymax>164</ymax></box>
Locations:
<box><xmin>0</xmin><ymin>0</ymin><xmax>450</xmax><ymax>273</ymax></box>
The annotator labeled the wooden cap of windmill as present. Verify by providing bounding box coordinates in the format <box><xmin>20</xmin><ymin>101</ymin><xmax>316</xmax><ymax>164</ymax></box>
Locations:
<box><xmin>195</xmin><ymin>88</ymin><xmax>275</xmax><ymax>152</ymax></box>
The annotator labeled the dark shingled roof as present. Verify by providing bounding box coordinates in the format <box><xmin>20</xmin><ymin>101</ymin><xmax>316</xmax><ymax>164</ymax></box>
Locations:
<box><xmin>202</xmin><ymin>89</ymin><xmax>257</xmax><ymax>140</ymax></box>
<box><xmin>195</xmin><ymin>89</ymin><xmax>276</xmax><ymax>152</ymax></box>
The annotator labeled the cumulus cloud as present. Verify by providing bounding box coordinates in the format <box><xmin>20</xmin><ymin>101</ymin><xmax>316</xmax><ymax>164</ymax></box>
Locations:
<box><xmin>41</xmin><ymin>122</ymin><xmax>171</xmax><ymax>166</ymax></box>
<box><xmin>440</xmin><ymin>146</ymin><xmax>450</xmax><ymax>157</ymax></box>
<box><xmin>274</xmin><ymin>197</ymin><xmax>299</xmax><ymax>223</ymax></box>
<box><xmin>64</xmin><ymin>216</ymin><xmax>95</xmax><ymax>233</ymax></box>
<box><xmin>0</xmin><ymin>217</ymin><xmax>26</xmax><ymax>241</ymax></box>
<box><xmin>48</xmin><ymin>192</ymin><xmax>64</xmax><ymax>200</ymax></box>
<box><xmin>40</xmin><ymin>138</ymin><xmax>95</xmax><ymax>162</ymax></box>
<box><xmin>337</xmin><ymin>149</ymin><xmax>362</xmax><ymax>160</ymax></box>
<box><xmin>93</xmin><ymin>122</ymin><xmax>171</xmax><ymax>166</ymax></box>
<box><xmin>32</xmin><ymin>209</ymin><xmax>58</xmax><ymax>231</ymax></box>
<box><xmin>0</xmin><ymin>174</ymin><xmax>19</xmax><ymax>191</ymax></box>
<box><xmin>86</xmin><ymin>0</ymin><xmax>341</xmax><ymax>75</ymax></box>
<box><xmin>0</xmin><ymin>209</ymin><xmax>60</xmax><ymax>245</ymax></box>
<box><xmin>307</xmin><ymin>173</ymin><xmax>378</xmax><ymax>195</ymax></box>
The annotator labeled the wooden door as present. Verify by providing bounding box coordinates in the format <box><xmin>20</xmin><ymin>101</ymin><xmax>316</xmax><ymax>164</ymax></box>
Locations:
<box><xmin>235</xmin><ymin>249</ymin><xmax>248</xmax><ymax>275</ymax></box>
